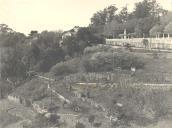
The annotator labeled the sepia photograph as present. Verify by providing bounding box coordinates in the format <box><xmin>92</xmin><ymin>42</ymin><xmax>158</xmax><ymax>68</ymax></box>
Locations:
<box><xmin>0</xmin><ymin>0</ymin><xmax>172</xmax><ymax>128</ymax></box>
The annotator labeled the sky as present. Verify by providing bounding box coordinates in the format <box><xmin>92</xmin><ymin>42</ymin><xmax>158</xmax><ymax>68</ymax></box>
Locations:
<box><xmin>0</xmin><ymin>0</ymin><xmax>172</xmax><ymax>35</ymax></box>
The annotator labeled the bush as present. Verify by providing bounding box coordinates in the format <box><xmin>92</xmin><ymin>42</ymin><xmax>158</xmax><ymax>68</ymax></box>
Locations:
<box><xmin>82</xmin><ymin>51</ymin><xmax>145</xmax><ymax>72</ymax></box>
<box><xmin>75</xmin><ymin>122</ymin><xmax>85</xmax><ymax>128</ymax></box>
<box><xmin>48</xmin><ymin>114</ymin><xmax>60</xmax><ymax>124</ymax></box>
<box><xmin>84</xmin><ymin>45</ymin><xmax>112</xmax><ymax>55</ymax></box>
<box><xmin>0</xmin><ymin>81</ymin><xmax>13</xmax><ymax>99</ymax></box>
<box><xmin>51</xmin><ymin>49</ymin><xmax>145</xmax><ymax>75</ymax></box>
<box><xmin>50</xmin><ymin>58</ymin><xmax>81</xmax><ymax>76</ymax></box>
<box><xmin>30</xmin><ymin>114</ymin><xmax>49</xmax><ymax>128</ymax></box>
<box><xmin>110</xmin><ymin>87</ymin><xmax>170</xmax><ymax>126</ymax></box>
<box><xmin>83</xmin><ymin>52</ymin><xmax>113</xmax><ymax>72</ymax></box>
<box><xmin>88</xmin><ymin>115</ymin><xmax>95</xmax><ymax>125</ymax></box>
<box><xmin>119</xmin><ymin>53</ymin><xmax>145</xmax><ymax>69</ymax></box>
<box><xmin>0</xmin><ymin>111</ymin><xmax>21</xmax><ymax>127</ymax></box>
<box><xmin>30</xmin><ymin>113</ymin><xmax>60</xmax><ymax>128</ymax></box>
<box><xmin>93</xmin><ymin>122</ymin><xmax>102</xmax><ymax>127</ymax></box>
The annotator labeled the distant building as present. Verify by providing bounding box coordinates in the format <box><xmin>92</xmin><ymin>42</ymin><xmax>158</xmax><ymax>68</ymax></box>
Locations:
<box><xmin>62</xmin><ymin>26</ymin><xmax>80</xmax><ymax>39</ymax></box>
<box><xmin>60</xmin><ymin>26</ymin><xmax>80</xmax><ymax>46</ymax></box>
<box><xmin>62</xmin><ymin>31</ymin><xmax>72</xmax><ymax>39</ymax></box>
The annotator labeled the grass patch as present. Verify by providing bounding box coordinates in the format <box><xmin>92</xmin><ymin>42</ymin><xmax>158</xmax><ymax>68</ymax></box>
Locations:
<box><xmin>0</xmin><ymin>111</ymin><xmax>21</xmax><ymax>128</ymax></box>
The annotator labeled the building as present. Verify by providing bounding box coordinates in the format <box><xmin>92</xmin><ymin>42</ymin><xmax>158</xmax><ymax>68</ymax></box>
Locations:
<box><xmin>106</xmin><ymin>28</ymin><xmax>172</xmax><ymax>49</ymax></box>
<box><xmin>60</xmin><ymin>26</ymin><xmax>80</xmax><ymax>46</ymax></box>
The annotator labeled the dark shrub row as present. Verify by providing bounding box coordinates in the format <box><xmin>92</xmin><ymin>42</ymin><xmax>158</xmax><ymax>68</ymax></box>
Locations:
<box><xmin>50</xmin><ymin>48</ymin><xmax>145</xmax><ymax>76</ymax></box>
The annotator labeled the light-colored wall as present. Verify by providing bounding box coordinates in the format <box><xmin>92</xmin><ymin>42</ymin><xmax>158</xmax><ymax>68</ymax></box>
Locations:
<box><xmin>106</xmin><ymin>38</ymin><xmax>172</xmax><ymax>49</ymax></box>
<box><xmin>8</xmin><ymin>95</ymin><xmax>20</xmax><ymax>103</ymax></box>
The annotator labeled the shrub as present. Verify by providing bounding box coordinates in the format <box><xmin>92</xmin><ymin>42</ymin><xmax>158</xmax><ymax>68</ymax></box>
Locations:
<box><xmin>110</xmin><ymin>87</ymin><xmax>169</xmax><ymax>125</ymax></box>
<box><xmin>48</xmin><ymin>114</ymin><xmax>60</xmax><ymax>124</ymax></box>
<box><xmin>0</xmin><ymin>81</ymin><xmax>13</xmax><ymax>99</ymax></box>
<box><xmin>84</xmin><ymin>45</ymin><xmax>112</xmax><ymax>55</ymax></box>
<box><xmin>50</xmin><ymin>58</ymin><xmax>81</xmax><ymax>76</ymax></box>
<box><xmin>93</xmin><ymin>122</ymin><xmax>102</xmax><ymax>127</ymax></box>
<box><xmin>30</xmin><ymin>113</ymin><xmax>60</xmax><ymax>128</ymax></box>
<box><xmin>82</xmin><ymin>52</ymin><xmax>112</xmax><ymax>72</ymax></box>
<box><xmin>119</xmin><ymin>53</ymin><xmax>145</xmax><ymax>69</ymax></box>
<box><xmin>88</xmin><ymin>115</ymin><xmax>95</xmax><ymax>125</ymax></box>
<box><xmin>51</xmin><ymin>50</ymin><xmax>145</xmax><ymax>75</ymax></box>
<box><xmin>0</xmin><ymin>111</ymin><xmax>21</xmax><ymax>127</ymax></box>
<box><xmin>82</xmin><ymin>51</ymin><xmax>145</xmax><ymax>72</ymax></box>
<box><xmin>31</xmin><ymin>114</ymin><xmax>49</xmax><ymax>128</ymax></box>
<box><xmin>75</xmin><ymin>122</ymin><xmax>85</xmax><ymax>128</ymax></box>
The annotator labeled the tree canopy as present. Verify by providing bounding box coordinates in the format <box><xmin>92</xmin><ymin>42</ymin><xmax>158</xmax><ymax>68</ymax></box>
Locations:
<box><xmin>164</xmin><ymin>22</ymin><xmax>172</xmax><ymax>34</ymax></box>
<box><xmin>91</xmin><ymin>0</ymin><xmax>169</xmax><ymax>38</ymax></box>
<box><xmin>149</xmin><ymin>24</ymin><xmax>164</xmax><ymax>36</ymax></box>
<box><xmin>90</xmin><ymin>5</ymin><xmax>118</xmax><ymax>26</ymax></box>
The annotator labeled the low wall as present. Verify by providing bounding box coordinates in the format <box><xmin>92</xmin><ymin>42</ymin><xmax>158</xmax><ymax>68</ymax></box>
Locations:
<box><xmin>8</xmin><ymin>94</ymin><xmax>33</xmax><ymax>107</ymax></box>
<box><xmin>8</xmin><ymin>95</ymin><xmax>20</xmax><ymax>103</ymax></box>
<box><xmin>106</xmin><ymin>38</ymin><xmax>172</xmax><ymax>49</ymax></box>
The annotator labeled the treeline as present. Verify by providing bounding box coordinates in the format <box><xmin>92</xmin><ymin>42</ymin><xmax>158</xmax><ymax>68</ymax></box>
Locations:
<box><xmin>0</xmin><ymin>24</ymin><xmax>104</xmax><ymax>80</ymax></box>
<box><xmin>90</xmin><ymin>0</ymin><xmax>172</xmax><ymax>38</ymax></box>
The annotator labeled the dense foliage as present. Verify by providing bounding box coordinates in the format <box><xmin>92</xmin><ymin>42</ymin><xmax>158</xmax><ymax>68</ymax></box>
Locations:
<box><xmin>50</xmin><ymin>46</ymin><xmax>145</xmax><ymax>76</ymax></box>
<box><xmin>0</xmin><ymin>25</ymin><xmax>103</xmax><ymax>80</ymax></box>
<box><xmin>90</xmin><ymin>0</ymin><xmax>170</xmax><ymax>38</ymax></box>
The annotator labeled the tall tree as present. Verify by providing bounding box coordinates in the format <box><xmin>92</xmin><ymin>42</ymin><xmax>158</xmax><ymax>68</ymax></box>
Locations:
<box><xmin>164</xmin><ymin>22</ymin><xmax>172</xmax><ymax>34</ymax></box>
<box><xmin>0</xmin><ymin>24</ymin><xmax>13</xmax><ymax>33</ymax></box>
<box><xmin>90</xmin><ymin>5</ymin><xmax>118</xmax><ymax>26</ymax></box>
<box><xmin>133</xmin><ymin>0</ymin><xmax>166</xmax><ymax>19</ymax></box>
<box><xmin>103</xmin><ymin>20</ymin><xmax>123</xmax><ymax>38</ymax></box>
<box><xmin>1</xmin><ymin>47</ymin><xmax>26</xmax><ymax>78</ymax></box>
<box><xmin>37</xmin><ymin>47</ymin><xmax>64</xmax><ymax>72</ymax></box>
<box><xmin>37</xmin><ymin>30</ymin><xmax>63</xmax><ymax>49</ymax></box>
<box><xmin>134</xmin><ymin>16</ymin><xmax>155</xmax><ymax>37</ymax></box>
<box><xmin>23</xmin><ymin>30</ymin><xmax>64</xmax><ymax>72</ymax></box>
<box><xmin>0</xmin><ymin>25</ymin><xmax>27</xmax><ymax>79</ymax></box>
<box><xmin>0</xmin><ymin>32</ymin><xmax>25</xmax><ymax>47</ymax></box>
<box><xmin>61</xmin><ymin>36</ymin><xmax>79</xmax><ymax>57</ymax></box>
<box><xmin>149</xmin><ymin>24</ymin><xmax>164</xmax><ymax>37</ymax></box>
<box><xmin>118</xmin><ymin>7</ymin><xmax>129</xmax><ymax>23</ymax></box>
<box><xmin>160</xmin><ymin>11</ymin><xmax>172</xmax><ymax>25</ymax></box>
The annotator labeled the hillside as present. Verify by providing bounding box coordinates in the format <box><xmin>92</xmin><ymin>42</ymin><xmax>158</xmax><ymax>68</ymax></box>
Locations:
<box><xmin>1</xmin><ymin>46</ymin><xmax>172</xmax><ymax>128</ymax></box>
<box><xmin>1</xmin><ymin>1</ymin><xmax>172</xmax><ymax>127</ymax></box>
